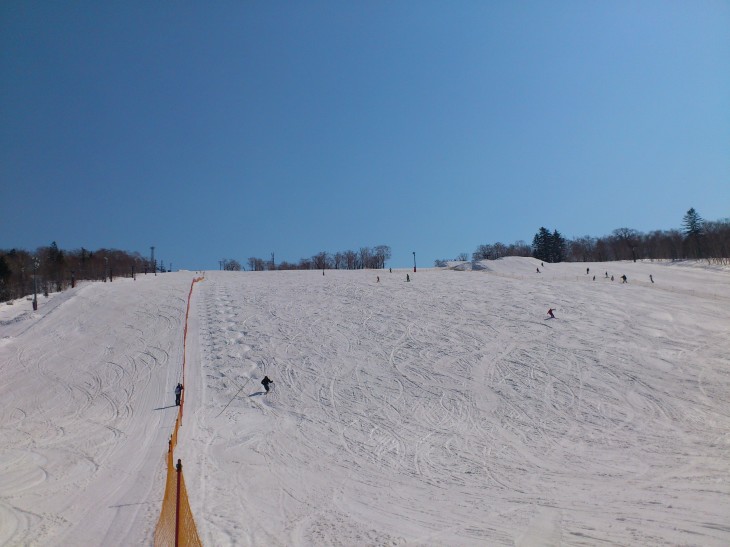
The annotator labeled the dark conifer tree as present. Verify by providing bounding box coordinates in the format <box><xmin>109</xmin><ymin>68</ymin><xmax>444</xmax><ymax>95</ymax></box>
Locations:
<box><xmin>682</xmin><ymin>208</ymin><xmax>705</xmax><ymax>258</ymax></box>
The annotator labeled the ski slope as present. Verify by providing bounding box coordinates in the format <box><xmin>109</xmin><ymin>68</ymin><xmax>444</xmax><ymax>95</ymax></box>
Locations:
<box><xmin>1</xmin><ymin>258</ymin><xmax>729</xmax><ymax>546</ymax></box>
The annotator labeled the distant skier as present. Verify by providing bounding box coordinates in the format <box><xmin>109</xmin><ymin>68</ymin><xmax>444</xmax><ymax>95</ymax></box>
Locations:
<box><xmin>406</xmin><ymin>274</ymin><xmax>410</xmax><ymax>282</ymax></box>
<box><xmin>536</xmin><ymin>267</ymin><xmax>540</xmax><ymax>273</ymax></box>
<box><xmin>377</xmin><ymin>276</ymin><xmax>380</xmax><ymax>283</ymax></box>
<box><xmin>650</xmin><ymin>274</ymin><xmax>654</xmax><ymax>283</ymax></box>
<box><xmin>621</xmin><ymin>274</ymin><xmax>627</xmax><ymax>284</ymax></box>
<box><xmin>175</xmin><ymin>383</ymin><xmax>183</xmax><ymax>406</ymax></box>
<box><xmin>547</xmin><ymin>308</ymin><xmax>555</xmax><ymax>319</ymax></box>
<box><xmin>586</xmin><ymin>267</ymin><xmax>590</xmax><ymax>275</ymax></box>
<box><xmin>592</xmin><ymin>275</ymin><xmax>595</xmax><ymax>281</ymax></box>
<box><xmin>605</xmin><ymin>271</ymin><xmax>608</xmax><ymax>278</ymax></box>
<box><xmin>611</xmin><ymin>275</ymin><xmax>614</xmax><ymax>281</ymax></box>
<box><xmin>261</xmin><ymin>376</ymin><xmax>273</xmax><ymax>393</ymax></box>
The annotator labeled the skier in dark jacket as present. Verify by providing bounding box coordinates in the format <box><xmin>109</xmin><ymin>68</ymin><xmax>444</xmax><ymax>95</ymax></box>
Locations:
<box><xmin>261</xmin><ymin>376</ymin><xmax>273</xmax><ymax>393</ymax></box>
<box><xmin>547</xmin><ymin>308</ymin><xmax>555</xmax><ymax>319</ymax></box>
<box><xmin>175</xmin><ymin>383</ymin><xmax>183</xmax><ymax>406</ymax></box>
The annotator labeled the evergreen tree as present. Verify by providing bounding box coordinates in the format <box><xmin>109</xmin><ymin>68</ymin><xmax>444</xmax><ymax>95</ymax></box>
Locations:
<box><xmin>682</xmin><ymin>208</ymin><xmax>705</xmax><ymax>258</ymax></box>
<box><xmin>532</xmin><ymin>227</ymin><xmax>566</xmax><ymax>263</ymax></box>
<box><xmin>550</xmin><ymin>229</ymin><xmax>567</xmax><ymax>262</ymax></box>
<box><xmin>682</xmin><ymin>208</ymin><xmax>704</xmax><ymax>237</ymax></box>
<box><xmin>532</xmin><ymin>227</ymin><xmax>551</xmax><ymax>262</ymax></box>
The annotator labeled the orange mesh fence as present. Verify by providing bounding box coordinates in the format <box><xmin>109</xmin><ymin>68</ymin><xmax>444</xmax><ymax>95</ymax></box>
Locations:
<box><xmin>154</xmin><ymin>277</ymin><xmax>204</xmax><ymax>546</ymax></box>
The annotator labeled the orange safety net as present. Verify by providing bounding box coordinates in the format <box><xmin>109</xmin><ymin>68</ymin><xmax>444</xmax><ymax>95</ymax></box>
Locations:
<box><xmin>154</xmin><ymin>277</ymin><xmax>204</xmax><ymax>546</ymax></box>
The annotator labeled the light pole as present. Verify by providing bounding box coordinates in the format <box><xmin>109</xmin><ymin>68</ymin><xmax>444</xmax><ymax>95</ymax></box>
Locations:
<box><xmin>104</xmin><ymin>256</ymin><xmax>108</xmax><ymax>282</ymax></box>
<box><xmin>32</xmin><ymin>258</ymin><xmax>39</xmax><ymax>310</ymax></box>
<box><xmin>413</xmin><ymin>251</ymin><xmax>416</xmax><ymax>273</ymax></box>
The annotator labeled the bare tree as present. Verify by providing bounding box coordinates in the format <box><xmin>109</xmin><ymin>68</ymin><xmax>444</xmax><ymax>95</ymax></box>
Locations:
<box><xmin>373</xmin><ymin>245</ymin><xmax>392</xmax><ymax>269</ymax></box>
<box><xmin>223</xmin><ymin>259</ymin><xmax>241</xmax><ymax>271</ymax></box>
<box><xmin>344</xmin><ymin>250</ymin><xmax>357</xmax><ymax>270</ymax></box>
<box><xmin>704</xmin><ymin>219</ymin><xmax>730</xmax><ymax>264</ymax></box>
<box><xmin>569</xmin><ymin>236</ymin><xmax>597</xmax><ymax>262</ymax></box>
<box><xmin>358</xmin><ymin>247</ymin><xmax>371</xmax><ymax>269</ymax></box>
<box><xmin>312</xmin><ymin>251</ymin><xmax>329</xmax><ymax>270</ymax></box>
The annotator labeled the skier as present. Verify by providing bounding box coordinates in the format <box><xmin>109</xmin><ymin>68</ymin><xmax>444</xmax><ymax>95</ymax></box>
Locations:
<box><xmin>261</xmin><ymin>376</ymin><xmax>273</xmax><ymax>393</ymax></box>
<box><xmin>547</xmin><ymin>308</ymin><xmax>555</xmax><ymax>319</ymax></box>
<box><xmin>174</xmin><ymin>383</ymin><xmax>183</xmax><ymax>406</ymax></box>
<box><xmin>621</xmin><ymin>274</ymin><xmax>627</xmax><ymax>284</ymax></box>
<box><xmin>377</xmin><ymin>276</ymin><xmax>380</xmax><ymax>283</ymax></box>
<box><xmin>586</xmin><ymin>267</ymin><xmax>590</xmax><ymax>275</ymax></box>
<box><xmin>406</xmin><ymin>274</ymin><xmax>410</xmax><ymax>282</ymax></box>
<box><xmin>650</xmin><ymin>274</ymin><xmax>654</xmax><ymax>283</ymax></box>
<box><xmin>536</xmin><ymin>267</ymin><xmax>540</xmax><ymax>273</ymax></box>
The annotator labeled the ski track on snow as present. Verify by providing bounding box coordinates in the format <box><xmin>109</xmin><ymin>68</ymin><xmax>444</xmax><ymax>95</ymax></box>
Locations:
<box><xmin>0</xmin><ymin>275</ymin><xmax>191</xmax><ymax>546</ymax></box>
<box><xmin>178</xmin><ymin>261</ymin><xmax>730</xmax><ymax>547</ymax></box>
<box><xmin>2</xmin><ymin>259</ymin><xmax>729</xmax><ymax>546</ymax></box>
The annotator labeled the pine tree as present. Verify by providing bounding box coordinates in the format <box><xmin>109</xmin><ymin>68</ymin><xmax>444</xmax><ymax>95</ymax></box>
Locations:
<box><xmin>532</xmin><ymin>228</ymin><xmax>566</xmax><ymax>263</ymax></box>
<box><xmin>550</xmin><ymin>230</ymin><xmax>567</xmax><ymax>262</ymax></box>
<box><xmin>532</xmin><ymin>227</ymin><xmax>551</xmax><ymax>262</ymax></box>
<box><xmin>682</xmin><ymin>208</ymin><xmax>705</xmax><ymax>258</ymax></box>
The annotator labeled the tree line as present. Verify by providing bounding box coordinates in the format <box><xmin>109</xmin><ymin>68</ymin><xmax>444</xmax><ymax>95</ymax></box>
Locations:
<box><xmin>0</xmin><ymin>243</ymin><xmax>158</xmax><ymax>302</ymax></box>
<box><xmin>221</xmin><ymin>245</ymin><xmax>392</xmax><ymax>272</ymax></box>
<box><xmin>435</xmin><ymin>209</ymin><xmax>730</xmax><ymax>266</ymax></box>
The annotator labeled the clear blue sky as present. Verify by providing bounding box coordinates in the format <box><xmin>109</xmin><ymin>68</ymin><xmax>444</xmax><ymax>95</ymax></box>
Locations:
<box><xmin>2</xmin><ymin>1</ymin><xmax>728</xmax><ymax>270</ymax></box>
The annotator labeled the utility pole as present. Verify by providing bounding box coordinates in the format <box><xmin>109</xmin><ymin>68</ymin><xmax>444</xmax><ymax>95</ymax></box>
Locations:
<box><xmin>271</xmin><ymin>252</ymin><xmax>275</xmax><ymax>271</ymax></box>
<box><xmin>150</xmin><ymin>246</ymin><xmax>156</xmax><ymax>275</ymax></box>
<box><xmin>413</xmin><ymin>251</ymin><xmax>417</xmax><ymax>273</ymax></box>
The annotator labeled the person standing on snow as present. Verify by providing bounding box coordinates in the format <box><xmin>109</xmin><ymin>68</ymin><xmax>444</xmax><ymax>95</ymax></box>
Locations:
<box><xmin>547</xmin><ymin>308</ymin><xmax>555</xmax><ymax>319</ymax></box>
<box><xmin>175</xmin><ymin>383</ymin><xmax>183</xmax><ymax>406</ymax></box>
<box><xmin>261</xmin><ymin>376</ymin><xmax>273</xmax><ymax>393</ymax></box>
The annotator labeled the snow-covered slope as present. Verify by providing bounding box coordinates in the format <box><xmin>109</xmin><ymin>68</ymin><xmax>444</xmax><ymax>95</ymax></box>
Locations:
<box><xmin>2</xmin><ymin>260</ymin><xmax>729</xmax><ymax>546</ymax></box>
<box><xmin>0</xmin><ymin>274</ymin><xmax>193</xmax><ymax>546</ymax></box>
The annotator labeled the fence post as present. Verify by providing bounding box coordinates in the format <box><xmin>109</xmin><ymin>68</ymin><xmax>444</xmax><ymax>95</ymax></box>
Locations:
<box><xmin>176</xmin><ymin>459</ymin><xmax>182</xmax><ymax>547</ymax></box>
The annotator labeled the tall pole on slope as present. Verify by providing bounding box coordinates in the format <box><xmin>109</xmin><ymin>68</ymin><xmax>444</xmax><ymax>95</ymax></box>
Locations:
<box><xmin>413</xmin><ymin>251</ymin><xmax>416</xmax><ymax>273</ymax></box>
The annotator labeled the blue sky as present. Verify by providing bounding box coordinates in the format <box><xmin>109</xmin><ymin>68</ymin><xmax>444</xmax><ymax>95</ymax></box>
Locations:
<box><xmin>2</xmin><ymin>1</ymin><xmax>728</xmax><ymax>270</ymax></box>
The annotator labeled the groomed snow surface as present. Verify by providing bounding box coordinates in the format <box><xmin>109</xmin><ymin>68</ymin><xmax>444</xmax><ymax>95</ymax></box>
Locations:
<box><xmin>1</xmin><ymin>258</ymin><xmax>729</xmax><ymax>546</ymax></box>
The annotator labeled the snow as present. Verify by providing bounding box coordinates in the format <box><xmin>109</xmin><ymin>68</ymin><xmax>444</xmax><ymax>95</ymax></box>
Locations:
<box><xmin>1</xmin><ymin>258</ymin><xmax>729</xmax><ymax>546</ymax></box>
